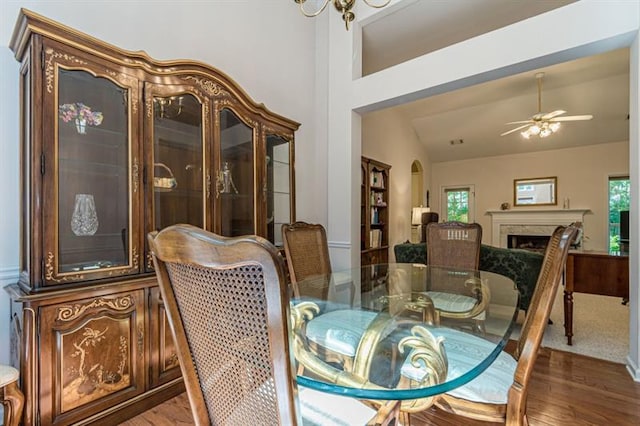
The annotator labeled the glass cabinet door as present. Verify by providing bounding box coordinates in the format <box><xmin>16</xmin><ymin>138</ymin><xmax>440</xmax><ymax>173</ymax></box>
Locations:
<box><xmin>266</xmin><ymin>134</ymin><xmax>293</xmax><ymax>247</ymax></box>
<box><xmin>217</xmin><ymin>108</ymin><xmax>255</xmax><ymax>237</ymax></box>
<box><xmin>144</xmin><ymin>84</ymin><xmax>207</xmax><ymax>271</ymax></box>
<box><xmin>48</xmin><ymin>62</ymin><xmax>139</xmax><ymax>284</ymax></box>
<box><xmin>151</xmin><ymin>94</ymin><xmax>205</xmax><ymax>229</ymax></box>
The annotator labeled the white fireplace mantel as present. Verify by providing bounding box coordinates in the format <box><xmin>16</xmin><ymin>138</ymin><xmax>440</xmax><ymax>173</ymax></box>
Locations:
<box><xmin>486</xmin><ymin>209</ymin><xmax>590</xmax><ymax>247</ymax></box>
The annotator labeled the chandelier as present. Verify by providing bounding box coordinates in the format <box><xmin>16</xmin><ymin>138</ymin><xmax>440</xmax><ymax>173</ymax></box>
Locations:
<box><xmin>294</xmin><ymin>0</ymin><xmax>392</xmax><ymax>31</ymax></box>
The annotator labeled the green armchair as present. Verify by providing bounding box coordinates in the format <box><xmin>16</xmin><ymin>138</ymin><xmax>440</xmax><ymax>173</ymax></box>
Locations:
<box><xmin>393</xmin><ymin>242</ymin><xmax>544</xmax><ymax>312</ymax></box>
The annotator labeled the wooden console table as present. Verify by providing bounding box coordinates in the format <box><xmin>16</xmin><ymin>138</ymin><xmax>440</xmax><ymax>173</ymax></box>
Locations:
<box><xmin>564</xmin><ymin>250</ymin><xmax>629</xmax><ymax>345</ymax></box>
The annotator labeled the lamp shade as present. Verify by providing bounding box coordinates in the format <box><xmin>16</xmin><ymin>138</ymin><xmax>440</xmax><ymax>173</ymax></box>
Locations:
<box><xmin>411</xmin><ymin>207</ymin><xmax>430</xmax><ymax>225</ymax></box>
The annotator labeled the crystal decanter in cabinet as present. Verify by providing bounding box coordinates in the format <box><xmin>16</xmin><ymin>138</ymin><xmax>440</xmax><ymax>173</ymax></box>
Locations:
<box><xmin>6</xmin><ymin>9</ymin><xmax>298</xmax><ymax>426</ymax></box>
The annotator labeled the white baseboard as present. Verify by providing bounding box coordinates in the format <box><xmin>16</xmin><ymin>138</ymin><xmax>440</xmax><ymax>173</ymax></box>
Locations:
<box><xmin>626</xmin><ymin>355</ymin><xmax>640</xmax><ymax>381</ymax></box>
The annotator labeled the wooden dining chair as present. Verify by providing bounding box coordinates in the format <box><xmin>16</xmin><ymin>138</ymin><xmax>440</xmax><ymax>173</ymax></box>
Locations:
<box><xmin>414</xmin><ymin>221</ymin><xmax>487</xmax><ymax>331</ymax></box>
<box><xmin>282</xmin><ymin>221</ymin><xmax>380</xmax><ymax>370</ymax></box>
<box><xmin>424</xmin><ymin>224</ymin><xmax>579</xmax><ymax>425</ymax></box>
<box><xmin>281</xmin><ymin>221</ymin><xmax>333</xmax><ymax>297</ymax></box>
<box><xmin>426</xmin><ymin>221</ymin><xmax>482</xmax><ymax>269</ymax></box>
<box><xmin>148</xmin><ymin>224</ymin><xmax>399</xmax><ymax>425</ymax></box>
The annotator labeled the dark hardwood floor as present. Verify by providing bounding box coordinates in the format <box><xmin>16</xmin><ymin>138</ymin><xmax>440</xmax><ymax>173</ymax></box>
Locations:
<box><xmin>120</xmin><ymin>347</ymin><xmax>640</xmax><ymax>425</ymax></box>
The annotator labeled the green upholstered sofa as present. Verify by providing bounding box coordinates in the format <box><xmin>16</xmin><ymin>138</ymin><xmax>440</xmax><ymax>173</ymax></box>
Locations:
<box><xmin>393</xmin><ymin>242</ymin><xmax>544</xmax><ymax>312</ymax></box>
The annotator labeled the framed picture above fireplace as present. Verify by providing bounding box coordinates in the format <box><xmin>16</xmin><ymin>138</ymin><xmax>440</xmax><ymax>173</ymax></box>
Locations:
<box><xmin>513</xmin><ymin>176</ymin><xmax>557</xmax><ymax>206</ymax></box>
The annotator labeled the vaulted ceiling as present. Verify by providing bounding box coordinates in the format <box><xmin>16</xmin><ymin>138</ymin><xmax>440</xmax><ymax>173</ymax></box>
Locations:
<box><xmin>361</xmin><ymin>0</ymin><xmax>630</xmax><ymax>163</ymax></box>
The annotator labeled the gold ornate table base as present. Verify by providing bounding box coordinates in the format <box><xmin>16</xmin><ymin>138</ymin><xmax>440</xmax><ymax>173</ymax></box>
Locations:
<box><xmin>291</xmin><ymin>302</ymin><xmax>449</xmax><ymax>414</ymax></box>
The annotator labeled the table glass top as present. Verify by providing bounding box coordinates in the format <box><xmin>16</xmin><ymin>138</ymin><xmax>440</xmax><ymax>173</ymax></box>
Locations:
<box><xmin>291</xmin><ymin>263</ymin><xmax>519</xmax><ymax>400</ymax></box>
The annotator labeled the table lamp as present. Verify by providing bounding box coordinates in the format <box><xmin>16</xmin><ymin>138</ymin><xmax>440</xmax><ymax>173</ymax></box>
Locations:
<box><xmin>411</xmin><ymin>206</ymin><xmax>431</xmax><ymax>243</ymax></box>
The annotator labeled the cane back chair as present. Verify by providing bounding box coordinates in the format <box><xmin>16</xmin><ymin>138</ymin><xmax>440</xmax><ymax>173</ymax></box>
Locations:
<box><xmin>148</xmin><ymin>224</ymin><xmax>398</xmax><ymax>425</ymax></box>
<box><xmin>426</xmin><ymin>221</ymin><xmax>482</xmax><ymax>269</ymax></box>
<box><xmin>428</xmin><ymin>224</ymin><xmax>579</xmax><ymax>425</ymax></box>
<box><xmin>412</xmin><ymin>221</ymin><xmax>487</xmax><ymax>330</ymax></box>
<box><xmin>281</xmin><ymin>221</ymin><xmax>332</xmax><ymax>294</ymax></box>
<box><xmin>282</xmin><ymin>221</ymin><xmax>380</xmax><ymax>370</ymax></box>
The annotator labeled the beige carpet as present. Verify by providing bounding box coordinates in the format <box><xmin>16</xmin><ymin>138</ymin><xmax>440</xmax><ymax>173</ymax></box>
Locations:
<box><xmin>511</xmin><ymin>284</ymin><xmax>629</xmax><ymax>364</ymax></box>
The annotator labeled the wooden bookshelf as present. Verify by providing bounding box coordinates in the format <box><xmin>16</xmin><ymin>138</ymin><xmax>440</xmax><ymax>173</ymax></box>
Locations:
<box><xmin>361</xmin><ymin>156</ymin><xmax>391</xmax><ymax>266</ymax></box>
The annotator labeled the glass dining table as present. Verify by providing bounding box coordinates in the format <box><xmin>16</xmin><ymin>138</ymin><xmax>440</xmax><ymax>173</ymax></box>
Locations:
<box><xmin>290</xmin><ymin>263</ymin><xmax>519</xmax><ymax>412</ymax></box>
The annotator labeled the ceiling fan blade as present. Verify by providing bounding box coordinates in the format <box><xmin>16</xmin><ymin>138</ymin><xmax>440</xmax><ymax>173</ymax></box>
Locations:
<box><xmin>500</xmin><ymin>124</ymin><xmax>531</xmax><ymax>136</ymax></box>
<box><xmin>550</xmin><ymin>114</ymin><xmax>593</xmax><ymax>122</ymax></box>
<box><xmin>505</xmin><ymin>120</ymin><xmax>534</xmax><ymax>125</ymax></box>
<box><xmin>542</xmin><ymin>110</ymin><xmax>566</xmax><ymax>120</ymax></box>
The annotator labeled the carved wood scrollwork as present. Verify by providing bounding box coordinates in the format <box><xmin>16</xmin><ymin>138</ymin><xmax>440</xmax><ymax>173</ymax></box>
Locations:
<box><xmin>46</xmin><ymin>250</ymin><xmax>137</xmax><ymax>282</ymax></box>
<box><xmin>203</xmin><ymin>99</ymin><xmax>210</xmax><ymax>128</ymax></box>
<box><xmin>137</xmin><ymin>326</ymin><xmax>144</xmax><ymax>357</ymax></box>
<box><xmin>145</xmin><ymin>90</ymin><xmax>154</xmax><ymax>118</ymax></box>
<box><xmin>44</xmin><ymin>48</ymin><xmax>88</xmax><ymax>93</ymax></box>
<box><xmin>263</xmin><ymin>125</ymin><xmax>293</xmax><ymax>141</ymax></box>
<box><xmin>46</xmin><ymin>252</ymin><xmax>84</xmax><ymax>282</ymax></box>
<box><xmin>132</xmin><ymin>157</ymin><xmax>139</xmax><ymax>193</ymax></box>
<box><xmin>57</xmin><ymin>296</ymin><xmax>135</xmax><ymax>322</ymax></box>
<box><xmin>218</xmin><ymin>98</ymin><xmax>259</xmax><ymax>128</ymax></box>
<box><xmin>132</xmin><ymin>247</ymin><xmax>139</xmax><ymax>270</ymax></box>
<box><xmin>181</xmin><ymin>75</ymin><xmax>227</xmax><ymax>97</ymax></box>
<box><xmin>115</xmin><ymin>73</ymin><xmax>139</xmax><ymax>114</ymax></box>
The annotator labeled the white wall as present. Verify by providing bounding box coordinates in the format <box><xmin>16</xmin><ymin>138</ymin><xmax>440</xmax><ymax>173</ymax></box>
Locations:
<box><xmin>0</xmin><ymin>1</ymin><xmax>318</xmax><ymax>364</ymax></box>
<box><xmin>431</xmin><ymin>141</ymin><xmax>630</xmax><ymax>250</ymax></box>
<box><xmin>362</xmin><ymin>108</ymin><xmax>431</xmax><ymax>256</ymax></box>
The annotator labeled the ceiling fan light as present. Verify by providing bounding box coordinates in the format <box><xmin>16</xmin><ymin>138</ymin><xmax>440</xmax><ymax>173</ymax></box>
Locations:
<box><xmin>503</xmin><ymin>72</ymin><xmax>593</xmax><ymax>140</ymax></box>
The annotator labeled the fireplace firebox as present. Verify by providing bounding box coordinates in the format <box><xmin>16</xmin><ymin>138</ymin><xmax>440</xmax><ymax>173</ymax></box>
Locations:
<box><xmin>508</xmin><ymin>234</ymin><xmax>550</xmax><ymax>252</ymax></box>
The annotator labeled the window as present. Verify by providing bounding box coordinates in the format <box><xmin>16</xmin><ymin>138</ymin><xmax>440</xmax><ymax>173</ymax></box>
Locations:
<box><xmin>609</xmin><ymin>176</ymin><xmax>630</xmax><ymax>252</ymax></box>
<box><xmin>442</xmin><ymin>185</ymin><xmax>475</xmax><ymax>222</ymax></box>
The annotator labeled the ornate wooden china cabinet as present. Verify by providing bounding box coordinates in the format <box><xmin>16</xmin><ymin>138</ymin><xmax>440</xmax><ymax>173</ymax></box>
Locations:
<box><xmin>6</xmin><ymin>9</ymin><xmax>298</xmax><ymax>425</ymax></box>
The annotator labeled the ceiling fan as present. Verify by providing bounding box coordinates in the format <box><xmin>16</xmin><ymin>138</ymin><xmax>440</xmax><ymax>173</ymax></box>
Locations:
<box><xmin>501</xmin><ymin>72</ymin><xmax>593</xmax><ymax>138</ymax></box>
